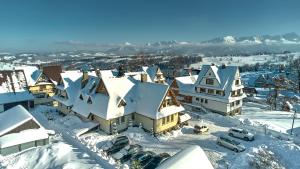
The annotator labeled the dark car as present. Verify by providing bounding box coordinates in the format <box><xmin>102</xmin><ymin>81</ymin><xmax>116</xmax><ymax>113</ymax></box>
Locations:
<box><xmin>102</xmin><ymin>136</ymin><xmax>130</xmax><ymax>155</ymax></box>
<box><xmin>131</xmin><ymin>151</ymin><xmax>155</xmax><ymax>167</ymax></box>
<box><xmin>113</xmin><ymin>144</ymin><xmax>143</xmax><ymax>163</ymax></box>
<box><xmin>144</xmin><ymin>153</ymin><xmax>171</xmax><ymax>169</ymax></box>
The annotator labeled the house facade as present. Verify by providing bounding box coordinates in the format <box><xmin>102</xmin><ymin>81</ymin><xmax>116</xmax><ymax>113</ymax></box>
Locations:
<box><xmin>0</xmin><ymin>70</ymin><xmax>34</xmax><ymax>112</ymax></box>
<box><xmin>53</xmin><ymin>68</ymin><xmax>186</xmax><ymax>134</ymax></box>
<box><xmin>19</xmin><ymin>65</ymin><xmax>62</xmax><ymax>105</ymax></box>
<box><xmin>172</xmin><ymin>64</ymin><xmax>246</xmax><ymax>115</ymax></box>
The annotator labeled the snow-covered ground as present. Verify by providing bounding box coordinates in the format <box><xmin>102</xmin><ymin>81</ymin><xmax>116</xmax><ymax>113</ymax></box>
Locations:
<box><xmin>190</xmin><ymin>53</ymin><xmax>300</xmax><ymax>68</ymax></box>
<box><xmin>238</xmin><ymin>102</ymin><xmax>300</xmax><ymax>134</ymax></box>
<box><xmin>1</xmin><ymin>104</ymin><xmax>300</xmax><ymax>169</ymax></box>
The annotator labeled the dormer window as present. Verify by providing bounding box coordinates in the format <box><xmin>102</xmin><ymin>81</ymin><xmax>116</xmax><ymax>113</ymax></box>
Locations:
<box><xmin>118</xmin><ymin>99</ymin><xmax>127</xmax><ymax>107</ymax></box>
<box><xmin>79</xmin><ymin>94</ymin><xmax>83</xmax><ymax>100</ymax></box>
<box><xmin>206</xmin><ymin>78</ymin><xmax>214</xmax><ymax>85</ymax></box>
<box><xmin>87</xmin><ymin>97</ymin><xmax>92</xmax><ymax>104</ymax></box>
<box><xmin>235</xmin><ymin>80</ymin><xmax>240</xmax><ymax>85</ymax></box>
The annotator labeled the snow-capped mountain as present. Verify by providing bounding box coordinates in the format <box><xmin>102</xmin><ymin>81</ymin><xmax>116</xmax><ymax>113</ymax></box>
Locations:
<box><xmin>203</xmin><ymin>32</ymin><xmax>300</xmax><ymax>45</ymax></box>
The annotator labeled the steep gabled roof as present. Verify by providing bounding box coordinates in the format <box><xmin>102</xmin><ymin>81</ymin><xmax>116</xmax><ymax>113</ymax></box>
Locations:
<box><xmin>0</xmin><ymin>105</ymin><xmax>42</xmax><ymax>136</ymax></box>
<box><xmin>42</xmin><ymin>65</ymin><xmax>63</xmax><ymax>84</ymax></box>
<box><xmin>0</xmin><ymin>70</ymin><xmax>34</xmax><ymax>104</ymax></box>
<box><xmin>196</xmin><ymin>65</ymin><xmax>238</xmax><ymax>91</ymax></box>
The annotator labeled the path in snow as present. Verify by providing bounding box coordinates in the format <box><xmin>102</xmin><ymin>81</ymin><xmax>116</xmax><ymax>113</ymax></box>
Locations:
<box><xmin>30</xmin><ymin>107</ymin><xmax>115</xmax><ymax>169</ymax></box>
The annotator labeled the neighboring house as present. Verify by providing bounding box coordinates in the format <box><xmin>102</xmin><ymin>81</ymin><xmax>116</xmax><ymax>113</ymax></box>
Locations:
<box><xmin>173</xmin><ymin>64</ymin><xmax>246</xmax><ymax>115</ymax></box>
<box><xmin>254</xmin><ymin>74</ymin><xmax>273</xmax><ymax>88</ymax></box>
<box><xmin>53</xmin><ymin>68</ymin><xmax>185</xmax><ymax>134</ymax></box>
<box><xmin>18</xmin><ymin>65</ymin><xmax>62</xmax><ymax>105</ymax></box>
<box><xmin>0</xmin><ymin>105</ymin><xmax>49</xmax><ymax>155</ymax></box>
<box><xmin>0</xmin><ymin>70</ymin><xmax>34</xmax><ymax>112</ymax></box>
<box><xmin>157</xmin><ymin>145</ymin><xmax>214</xmax><ymax>169</ymax></box>
<box><xmin>171</xmin><ymin>75</ymin><xmax>198</xmax><ymax>104</ymax></box>
<box><xmin>141</xmin><ymin>66</ymin><xmax>166</xmax><ymax>84</ymax></box>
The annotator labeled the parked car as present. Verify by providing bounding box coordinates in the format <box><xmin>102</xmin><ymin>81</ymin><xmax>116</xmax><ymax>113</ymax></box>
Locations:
<box><xmin>131</xmin><ymin>151</ymin><xmax>155</xmax><ymax>167</ymax></box>
<box><xmin>217</xmin><ymin>136</ymin><xmax>246</xmax><ymax>152</ymax></box>
<box><xmin>228</xmin><ymin>128</ymin><xmax>254</xmax><ymax>141</ymax></box>
<box><xmin>143</xmin><ymin>153</ymin><xmax>171</xmax><ymax>169</ymax></box>
<box><xmin>102</xmin><ymin>136</ymin><xmax>130</xmax><ymax>155</ymax></box>
<box><xmin>112</xmin><ymin>144</ymin><xmax>143</xmax><ymax>162</ymax></box>
<box><xmin>193</xmin><ymin>125</ymin><xmax>209</xmax><ymax>134</ymax></box>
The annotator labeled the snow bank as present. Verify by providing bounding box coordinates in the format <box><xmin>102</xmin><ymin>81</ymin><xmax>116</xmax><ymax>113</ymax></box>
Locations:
<box><xmin>0</xmin><ymin>142</ymin><xmax>104</xmax><ymax>169</ymax></box>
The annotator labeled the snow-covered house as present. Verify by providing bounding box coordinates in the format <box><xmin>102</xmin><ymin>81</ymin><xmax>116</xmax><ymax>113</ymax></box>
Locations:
<box><xmin>54</xmin><ymin>68</ymin><xmax>185</xmax><ymax>134</ymax></box>
<box><xmin>128</xmin><ymin>66</ymin><xmax>167</xmax><ymax>84</ymax></box>
<box><xmin>172</xmin><ymin>64</ymin><xmax>246</xmax><ymax>115</ymax></box>
<box><xmin>0</xmin><ymin>70</ymin><xmax>34</xmax><ymax>112</ymax></box>
<box><xmin>157</xmin><ymin>145</ymin><xmax>214</xmax><ymax>169</ymax></box>
<box><xmin>18</xmin><ymin>65</ymin><xmax>62</xmax><ymax>105</ymax></box>
<box><xmin>0</xmin><ymin>105</ymin><xmax>49</xmax><ymax>155</ymax></box>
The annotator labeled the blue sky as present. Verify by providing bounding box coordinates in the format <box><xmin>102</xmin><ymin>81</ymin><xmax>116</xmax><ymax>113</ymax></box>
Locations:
<box><xmin>0</xmin><ymin>0</ymin><xmax>300</xmax><ymax>51</ymax></box>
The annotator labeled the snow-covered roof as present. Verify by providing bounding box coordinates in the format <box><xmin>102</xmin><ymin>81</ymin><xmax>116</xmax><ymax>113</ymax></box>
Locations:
<box><xmin>0</xmin><ymin>129</ymin><xmax>48</xmax><ymax>148</ymax></box>
<box><xmin>0</xmin><ymin>69</ymin><xmax>34</xmax><ymax>104</ymax></box>
<box><xmin>142</xmin><ymin>66</ymin><xmax>158</xmax><ymax>82</ymax></box>
<box><xmin>15</xmin><ymin>65</ymin><xmax>41</xmax><ymax>86</ymax></box>
<box><xmin>157</xmin><ymin>145</ymin><xmax>214</xmax><ymax>169</ymax></box>
<box><xmin>56</xmin><ymin>69</ymin><xmax>184</xmax><ymax>120</ymax></box>
<box><xmin>195</xmin><ymin>65</ymin><xmax>238</xmax><ymax>91</ymax></box>
<box><xmin>0</xmin><ymin>105</ymin><xmax>42</xmax><ymax>136</ymax></box>
<box><xmin>175</xmin><ymin>75</ymin><xmax>198</xmax><ymax>93</ymax></box>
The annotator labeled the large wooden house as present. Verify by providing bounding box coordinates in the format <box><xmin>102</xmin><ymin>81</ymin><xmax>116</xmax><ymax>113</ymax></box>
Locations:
<box><xmin>53</xmin><ymin>68</ymin><xmax>186</xmax><ymax>134</ymax></box>
<box><xmin>173</xmin><ymin>64</ymin><xmax>246</xmax><ymax>116</ymax></box>
<box><xmin>19</xmin><ymin>65</ymin><xmax>62</xmax><ymax>105</ymax></box>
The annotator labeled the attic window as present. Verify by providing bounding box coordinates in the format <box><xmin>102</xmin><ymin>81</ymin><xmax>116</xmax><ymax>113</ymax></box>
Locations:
<box><xmin>87</xmin><ymin>97</ymin><xmax>92</xmax><ymax>104</ymax></box>
<box><xmin>79</xmin><ymin>94</ymin><xmax>83</xmax><ymax>100</ymax></box>
<box><xmin>206</xmin><ymin>78</ymin><xmax>214</xmax><ymax>85</ymax></box>
<box><xmin>118</xmin><ymin>99</ymin><xmax>127</xmax><ymax>107</ymax></box>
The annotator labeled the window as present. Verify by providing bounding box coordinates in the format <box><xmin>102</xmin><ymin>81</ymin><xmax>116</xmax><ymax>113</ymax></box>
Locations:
<box><xmin>230</xmin><ymin>102</ymin><xmax>235</xmax><ymax>107</ymax></box>
<box><xmin>231</xmin><ymin>91</ymin><xmax>236</xmax><ymax>96</ymax></box>
<box><xmin>236</xmin><ymin>100</ymin><xmax>240</xmax><ymax>105</ymax></box>
<box><xmin>162</xmin><ymin>118</ymin><xmax>166</xmax><ymax>125</ymax></box>
<box><xmin>237</xmin><ymin>89</ymin><xmax>241</xmax><ymax>95</ymax></box>
<box><xmin>167</xmin><ymin>116</ymin><xmax>170</xmax><ymax>123</ymax></box>
<box><xmin>132</xmin><ymin>114</ymin><xmax>135</xmax><ymax>120</ymax></box>
<box><xmin>87</xmin><ymin>97</ymin><xmax>92</xmax><ymax>104</ymax></box>
<box><xmin>206</xmin><ymin>78</ymin><xmax>214</xmax><ymax>85</ymax></box>
<box><xmin>235</xmin><ymin>80</ymin><xmax>240</xmax><ymax>85</ymax></box>
<box><xmin>195</xmin><ymin>87</ymin><xmax>197</xmax><ymax>92</ymax></box>
<box><xmin>200</xmin><ymin>88</ymin><xmax>206</xmax><ymax>93</ymax></box>
<box><xmin>205</xmin><ymin>99</ymin><xmax>208</xmax><ymax>104</ymax></box>
<box><xmin>201</xmin><ymin>98</ymin><xmax>203</xmax><ymax>103</ymax></box>
<box><xmin>121</xmin><ymin>116</ymin><xmax>125</xmax><ymax>123</ymax></box>
<box><xmin>79</xmin><ymin>94</ymin><xmax>83</xmax><ymax>100</ymax></box>
<box><xmin>196</xmin><ymin>97</ymin><xmax>199</xmax><ymax>101</ymax></box>
<box><xmin>208</xmin><ymin>89</ymin><xmax>214</xmax><ymax>94</ymax></box>
<box><xmin>216</xmin><ymin>90</ymin><xmax>222</xmax><ymax>95</ymax></box>
<box><xmin>171</xmin><ymin>114</ymin><xmax>174</xmax><ymax>122</ymax></box>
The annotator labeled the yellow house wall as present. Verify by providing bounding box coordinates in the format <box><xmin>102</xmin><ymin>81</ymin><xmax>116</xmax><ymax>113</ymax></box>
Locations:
<box><xmin>134</xmin><ymin>113</ymin><xmax>154</xmax><ymax>132</ymax></box>
<box><xmin>155</xmin><ymin>113</ymin><xmax>179</xmax><ymax>133</ymax></box>
<box><xmin>93</xmin><ymin>115</ymin><xmax>112</xmax><ymax>134</ymax></box>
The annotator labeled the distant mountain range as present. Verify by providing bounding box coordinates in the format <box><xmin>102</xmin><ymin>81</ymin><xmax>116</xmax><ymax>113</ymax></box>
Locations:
<box><xmin>3</xmin><ymin>33</ymin><xmax>300</xmax><ymax>57</ymax></box>
<box><xmin>203</xmin><ymin>32</ymin><xmax>300</xmax><ymax>45</ymax></box>
<box><xmin>105</xmin><ymin>33</ymin><xmax>300</xmax><ymax>56</ymax></box>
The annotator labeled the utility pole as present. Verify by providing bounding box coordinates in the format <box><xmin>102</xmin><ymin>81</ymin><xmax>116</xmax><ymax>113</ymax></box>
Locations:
<box><xmin>291</xmin><ymin>110</ymin><xmax>297</xmax><ymax>135</ymax></box>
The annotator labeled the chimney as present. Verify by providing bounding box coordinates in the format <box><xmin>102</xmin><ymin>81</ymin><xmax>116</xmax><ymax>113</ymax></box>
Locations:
<box><xmin>141</xmin><ymin>73</ymin><xmax>147</xmax><ymax>82</ymax></box>
<box><xmin>211</xmin><ymin>63</ymin><xmax>215</xmax><ymax>66</ymax></box>
<box><xmin>96</xmin><ymin>69</ymin><xmax>101</xmax><ymax>77</ymax></box>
